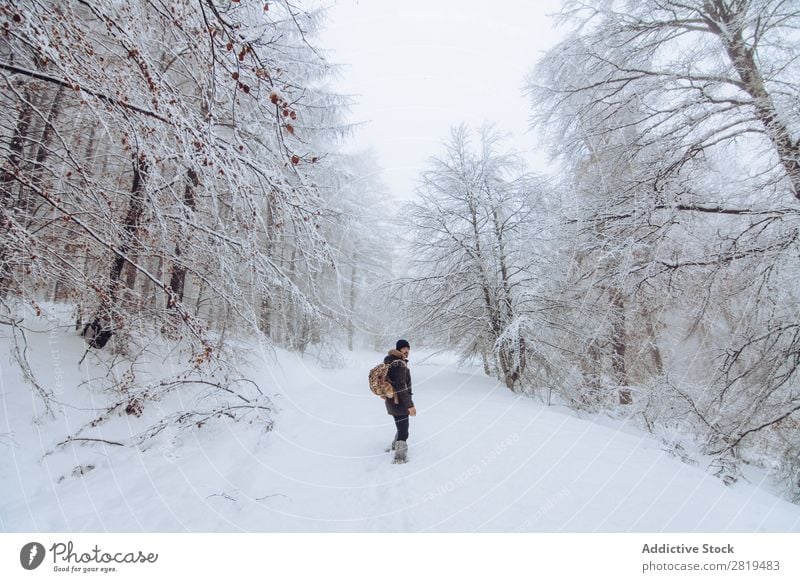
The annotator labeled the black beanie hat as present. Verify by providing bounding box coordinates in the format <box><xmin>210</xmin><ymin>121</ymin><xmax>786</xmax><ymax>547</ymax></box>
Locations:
<box><xmin>396</xmin><ymin>339</ymin><xmax>410</xmax><ymax>350</ymax></box>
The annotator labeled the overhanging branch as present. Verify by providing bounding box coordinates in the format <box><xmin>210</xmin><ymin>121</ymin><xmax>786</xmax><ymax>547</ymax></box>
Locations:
<box><xmin>0</xmin><ymin>61</ymin><xmax>171</xmax><ymax>124</ymax></box>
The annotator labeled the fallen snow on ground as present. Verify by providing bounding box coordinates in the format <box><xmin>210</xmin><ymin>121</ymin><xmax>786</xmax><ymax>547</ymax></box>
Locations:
<box><xmin>2</xmin><ymin>315</ymin><xmax>799</xmax><ymax>532</ymax></box>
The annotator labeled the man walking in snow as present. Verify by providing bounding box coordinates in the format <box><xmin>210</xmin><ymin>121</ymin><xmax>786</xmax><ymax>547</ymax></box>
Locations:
<box><xmin>385</xmin><ymin>339</ymin><xmax>416</xmax><ymax>463</ymax></box>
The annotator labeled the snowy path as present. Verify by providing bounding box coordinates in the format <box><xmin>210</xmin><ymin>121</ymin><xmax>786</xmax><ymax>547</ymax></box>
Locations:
<box><xmin>2</xmin><ymin>345</ymin><xmax>800</xmax><ymax>532</ymax></box>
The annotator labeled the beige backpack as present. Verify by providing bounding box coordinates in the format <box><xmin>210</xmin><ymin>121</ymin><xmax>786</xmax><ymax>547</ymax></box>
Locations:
<box><xmin>368</xmin><ymin>360</ymin><xmax>401</xmax><ymax>404</ymax></box>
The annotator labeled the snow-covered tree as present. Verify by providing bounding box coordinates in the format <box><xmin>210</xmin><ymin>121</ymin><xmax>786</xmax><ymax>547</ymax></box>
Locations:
<box><xmin>0</xmin><ymin>0</ymin><xmax>354</xmax><ymax>437</ymax></box>
<box><xmin>527</xmin><ymin>0</ymin><xmax>800</xmax><ymax>493</ymax></box>
<box><xmin>397</xmin><ymin>124</ymin><xmax>551</xmax><ymax>391</ymax></box>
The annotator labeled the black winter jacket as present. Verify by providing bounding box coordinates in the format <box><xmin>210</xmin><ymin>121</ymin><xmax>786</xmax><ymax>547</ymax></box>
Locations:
<box><xmin>384</xmin><ymin>349</ymin><xmax>414</xmax><ymax>416</ymax></box>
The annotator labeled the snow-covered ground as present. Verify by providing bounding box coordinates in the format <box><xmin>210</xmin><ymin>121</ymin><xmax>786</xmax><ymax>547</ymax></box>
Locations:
<box><xmin>2</xmin><ymin>314</ymin><xmax>800</xmax><ymax>532</ymax></box>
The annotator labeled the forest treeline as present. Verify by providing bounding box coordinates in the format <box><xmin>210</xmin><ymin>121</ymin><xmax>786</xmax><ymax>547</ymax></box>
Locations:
<box><xmin>395</xmin><ymin>0</ymin><xmax>800</xmax><ymax>499</ymax></box>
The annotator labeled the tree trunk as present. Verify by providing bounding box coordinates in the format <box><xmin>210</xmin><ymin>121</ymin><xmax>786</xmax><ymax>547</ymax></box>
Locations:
<box><xmin>30</xmin><ymin>85</ymin><xmax>64</xmax><ymax>195</ymax></box>
<box><xmin>707</xmin><ymin>0</ymin><xmax>800</xmax><ymax>200</ymax></box>
<box><xmin>0</xmin><ymin>86</ymin><xmax>35</xmax><ymax>296</ymax></box>
<box><xmin>467</xmin><ymin>191</ymin><xmax>511</xmax><ymax>388</ymax></box>
<box><xmin>492</xmin><ymin>204</ymin><xmax>525</xmax><ymax>384</ymax></box>
<box><xmin>481</xmin><ymin>349</ymin><xmax>492</xmax><ymax>376</ymax></box>
<box><xmin>581</xmin><ymin>340</ymin><xmax>602</xmax><ymax>407</ymax></box>
<box><xmin>151</xmin><ymin>255</ymin><xmax>163</xmax><ymax>313</ymax></box>
<box><xmin>347</xmin><ymin>260</ymin><xmax>357</xmax><ymax>351</ymax></box>
<box><xmin>646</xmin><ymin>312</ymin><xmax>664</xmax><ymax>375</ymax></box>
<box><xmin>84</xmin><ymin>153</ymin><xmax>148</xmax><ymax>349</ymax></box>
<box><xmin>167</xmin><ymin>167</ymin><xmax>198</xmax><ymax>309</ymax></box>
<box><xmin>259</xmin><ymin>295</ymin><xmax>272</xmax><ymax>338</ymax></box>
<box><xmin>609</xmin><ymin>287</ymin><xmax>630</xmax><ymax>404</ymax></box>
<box><xmin>258</xmin><ymin>190</ymin><xmax>277</xmax><ymax>339</ymax></box>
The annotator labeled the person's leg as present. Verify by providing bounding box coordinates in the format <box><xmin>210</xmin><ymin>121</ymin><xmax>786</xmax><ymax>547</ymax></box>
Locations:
<box><xmin>394</xmin><ymin>414</ymin><xmax>409</xmax><ymax>442</ymax></box>
<box><xmin>387</xmin><ymin>415</ymin><xmax>404</xmax><ymax>452</ymax></box>
<box><xmin>391</xmin><ymin>414</ymin><xmax>410</xmax><ymax>463</ymax></box>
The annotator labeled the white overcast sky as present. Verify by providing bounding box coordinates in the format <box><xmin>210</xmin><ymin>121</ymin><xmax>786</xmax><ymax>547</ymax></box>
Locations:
<box><xmin>316</xmin><ymin>0</ymin><xmax>567</xmax><ymax>201</ymax></box>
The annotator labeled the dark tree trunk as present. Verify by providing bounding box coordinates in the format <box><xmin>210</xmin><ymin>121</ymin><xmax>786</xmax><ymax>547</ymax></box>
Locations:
<box><xmin>706</xmin><ymin>0</ymin><xmax>800</xmax><ymax>200</ymax></box>
<box><xmin>167</xmin><ymin>167</ymin><xmax>198</xmax><ymax>309</ymax></box>
<box><xmin>0</xmin><ymin>86</ymin><xmax>35</xmax><ymax>296</ymax></box>
<box><xmin>84</xmin><ymin>153</ymin><xmax>148</xmax><ymax>349</ymax></box>
<box><xmin>30</xmin><ymin>85</ymin><xmax>64</xmax><ymax>194</ymax></box>
<box><xmin>259</xmin><ymin>296</ymin><xmax>272</xmax><ymax>338</ymax></box>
